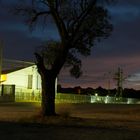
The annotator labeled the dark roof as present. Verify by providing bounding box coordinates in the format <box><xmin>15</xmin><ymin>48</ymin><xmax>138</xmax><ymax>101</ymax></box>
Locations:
<box><xmin>2</xmin><ymin>59</ymin><xmax>34</xmax><ymax>71</ymax></box>
<box><xmin>1</xmin><ymin>59</ymin><xmax>35</xmax><ymax>74</ymax></box>
<box><xmin>2</xmin><ymin>66</ymin><xmax>31</xmax><ymax>74</ymax></box>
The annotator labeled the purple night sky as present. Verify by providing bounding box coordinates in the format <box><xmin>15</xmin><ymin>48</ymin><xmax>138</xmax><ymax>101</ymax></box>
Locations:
<box><xmin>0</xmin><ymin>0</ymin><xmax>140</xmax><ymax>89</ymax></box>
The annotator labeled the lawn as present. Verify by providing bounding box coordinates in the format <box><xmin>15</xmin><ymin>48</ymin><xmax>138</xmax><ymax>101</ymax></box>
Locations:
<box><xmin>0</xmin><ymin>102</ymin><xmax>139</xmax><ymax>140</ymax></box>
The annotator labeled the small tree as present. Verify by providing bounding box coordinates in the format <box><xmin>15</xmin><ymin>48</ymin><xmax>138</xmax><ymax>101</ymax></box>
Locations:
<box><xmin>12</xmin><ymin>0</ymin><xmax>113</xmax><ymax>116</ymax></box>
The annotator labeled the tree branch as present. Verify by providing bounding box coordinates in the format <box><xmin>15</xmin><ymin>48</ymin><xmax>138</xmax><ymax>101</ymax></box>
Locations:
<box><xmin>30</xmin><ymin>11</ymin><xmax>51</xmax><ymax>23</ymax></box>
<box><xmin>49</xmin><ymin>6</ymin><xmax>69</xmax><ymax>46</ymax></box>
<box><xmin>40</xmin><ymin>0</ymin><xmax>49</xmax><ymax>7</ymax></box>
<box><xmin>70</xmin><ymin>0</ymin><xmax>97</xmax><ymax>41</ymax></box>
<box><xmin>35</xmin><ymin>52</ymin><xmax>47</xmax><ymax>74</ymax></box>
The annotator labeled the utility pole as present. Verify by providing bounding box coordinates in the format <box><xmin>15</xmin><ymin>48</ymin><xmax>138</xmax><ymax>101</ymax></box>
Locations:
<box><xmin>104</xmin><ymin>71</ymin><xmax>112</xmax><ymax>95</ymax></box>
<box><xmin>114</xmin><ymin>67</ymin><xmax>123</xmax><ymax>97</ymax></box>
<box><xmin>108</xmin><ymin>72</ymin><xmax>111</xmax><ymax>95</ymax></box>
<box><xmin>0</xmin><ymin>40</ymin><xmax>3</xmax><ymax>83</ymax></box>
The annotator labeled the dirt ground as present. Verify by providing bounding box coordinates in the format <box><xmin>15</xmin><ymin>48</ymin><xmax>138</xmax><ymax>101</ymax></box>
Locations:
<box><xmin>0</xmin><ymin>102</ymin><xmax>140</xmax><ymax>140</ymax></box>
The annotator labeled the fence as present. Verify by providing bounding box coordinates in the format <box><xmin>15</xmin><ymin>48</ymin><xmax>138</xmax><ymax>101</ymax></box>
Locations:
<box><xmin>15</xmin><ymin>88</ymin><xmax>41</xmax><ymax>102</ymax></box>
<box><xmin>14</xmin><ymin>89</ymin><xmax>140</xmax><ymax>104</ymax></box>
<box><xmin>55</xmin><ymin>93</ymin><xmax>91</xmax><ymax>103</ymax></box>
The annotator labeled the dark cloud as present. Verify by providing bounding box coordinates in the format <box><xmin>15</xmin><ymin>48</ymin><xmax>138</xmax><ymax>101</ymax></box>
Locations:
<box><xmin>91</xmin><ymin>10</ymin><xmax>140</xmax><ymax>58</ymax></box>
<box><xmin>108</xmin><ymin>0</ymin><xmax>140</xmax><ymax>24</ymax></box>
<box><xmin>117</xmin><ymin>0</ymin><xmax>140</xmax><ymax>6</ymax></box>
<box><xmin>0</xmin><ymin>0</ymin><xmax>59</xmax><ymax>40</ymax></box>
<box><xmin>0</xmin><ymin>1</ymin><xmax>59</xmax><ymax>60</ymax></box>
<box><xmin>0</xmin><ymin>29</ymin><xmax>42</xmax><ymax>61</ymax></box>
<box><xmin>0</xmin><ymin>0</ymin><xmax>140</xmax><ymax>89</ymax></box>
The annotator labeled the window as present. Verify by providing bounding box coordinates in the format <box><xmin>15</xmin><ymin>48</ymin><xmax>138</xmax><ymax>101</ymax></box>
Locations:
<box><xmin>28</xmin><ymin>75</ymin><xmax>33</xmax><ymax>89</ymax></box>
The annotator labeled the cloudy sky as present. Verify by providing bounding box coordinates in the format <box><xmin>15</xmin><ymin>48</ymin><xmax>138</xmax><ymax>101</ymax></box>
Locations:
<box><xmin>0</xmin><ymin>0</ymin><xmax>140</xmax><ymax>89</ymax></box>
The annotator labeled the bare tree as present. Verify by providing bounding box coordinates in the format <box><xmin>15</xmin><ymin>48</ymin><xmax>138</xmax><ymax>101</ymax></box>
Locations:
<box><xmin>12</xmin><ymin>0</ymin><xmax>113</xmax><ymax>116</ymax></box>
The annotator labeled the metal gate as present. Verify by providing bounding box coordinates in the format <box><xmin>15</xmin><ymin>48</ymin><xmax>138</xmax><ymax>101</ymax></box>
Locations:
<box><xmin>0</xmin><ymin>84</ymin><xmax>15</xmax><ymax>102</ymax></box>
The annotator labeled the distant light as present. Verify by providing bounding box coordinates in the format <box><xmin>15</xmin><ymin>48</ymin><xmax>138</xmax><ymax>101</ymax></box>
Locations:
<box><xmin>95</xmin><ymin>93</ymin><xmax>98</xmax><ymax>96</ymax></box>
<box><xmin>0</xmin><ymin>74</ymin><xmax>7</xmax><ymax>82</ymax></box>
<box><xmin>105</xmin><ymin>95</ymin><xmax>109</xmax><ymax>104</ymax></box>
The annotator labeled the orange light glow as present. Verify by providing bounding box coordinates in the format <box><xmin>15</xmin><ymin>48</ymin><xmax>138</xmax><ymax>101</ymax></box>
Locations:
<box><xmin>0</xmin><ymin>74</ymin><xmax>7</xmax><ymax>82</ymax></box>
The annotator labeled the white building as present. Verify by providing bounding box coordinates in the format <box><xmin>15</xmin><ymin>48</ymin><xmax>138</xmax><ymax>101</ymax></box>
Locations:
<box><xmin>1</xmin><ymin>65</ymin><xmax>41</xmax><ymax>90</ymax></box>
<box><xmin>0</xmin><ymin>63</ymin><xmax>57</xmax><ymax>96</ymax></box>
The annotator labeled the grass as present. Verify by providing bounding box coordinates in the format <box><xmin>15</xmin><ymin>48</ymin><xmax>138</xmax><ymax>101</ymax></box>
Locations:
<box><xmin>0</xmin><ymin>102</ymin><xmax>140</xmax><ymax>140</ymax></box>
<box><xmin>0</xmin><ymin>115</ymin><xmax>140</xmax><ymax>140</ymax></box>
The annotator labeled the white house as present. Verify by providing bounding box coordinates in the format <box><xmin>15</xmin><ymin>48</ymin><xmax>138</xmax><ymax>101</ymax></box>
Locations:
<box><xmin>1</xmin><ymin>65</ymin><xmax>41</xmax><ymax>90</ymax></box>
<box><xmin>0</xmin><ymin>64</ymin><xmax>57</xmax><ymax>97</ymax></box>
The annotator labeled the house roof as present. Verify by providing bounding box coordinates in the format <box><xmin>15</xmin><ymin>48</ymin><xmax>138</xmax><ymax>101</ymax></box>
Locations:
<box><xmin>2</xmin><ymin>67</ymin><xmax>29</xmax><ymax>74</ymax></box>
<box><xmin>1</xmin><ymin>59</ymin><xmax>35</xmax><ymax>74</ymax></box>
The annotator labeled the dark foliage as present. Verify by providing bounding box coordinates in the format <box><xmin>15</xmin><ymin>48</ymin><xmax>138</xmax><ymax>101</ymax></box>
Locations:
<box><xmin>58</xmin><ymin>85</ymin><xmax>140</xmax><ymax>99</ymax></box>
<box><xmin>11</xmin><ymin>0</ymin><xmax>114</xmax><ymax>116</ymax></box>
<box><xmin>12</xmin><ymin>0</ymin><xmax>113</xmax><ymax>78</ymax></box>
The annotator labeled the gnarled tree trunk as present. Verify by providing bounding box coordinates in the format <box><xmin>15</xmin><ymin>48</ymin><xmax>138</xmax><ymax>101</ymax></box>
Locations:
<box><xmin>41</xmin><ymin>70</ymin><xmax>56</xmax><ymax>116</ymax></box>
<box><xmin>35</xmin><ymin>46</ymin><xmax>69</xmax><ymax>116</ymax></box>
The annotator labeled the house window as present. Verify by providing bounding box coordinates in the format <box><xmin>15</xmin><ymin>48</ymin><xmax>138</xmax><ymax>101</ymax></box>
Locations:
<box><xmin>28</xmin><ymin>75</ymin><xmax>33</xmax><ymax>89</ymax></box>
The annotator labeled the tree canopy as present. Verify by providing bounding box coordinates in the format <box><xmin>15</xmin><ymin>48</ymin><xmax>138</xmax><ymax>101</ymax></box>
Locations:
<box><xmin>13</xmin><ymin>0</ymin><xmax>113</xmax><ymax>78</ymax></box>
<box><xmin>12</xmin><ymin>0</ymin><xmax>113</xmax><ymax>116</ymax></box>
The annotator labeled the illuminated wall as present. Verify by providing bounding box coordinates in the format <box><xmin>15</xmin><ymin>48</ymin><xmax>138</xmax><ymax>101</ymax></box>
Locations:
<box><xmin>1</xmin><ymin>65</ymin><xmax>41</xmax><ymax>90</ymax></box>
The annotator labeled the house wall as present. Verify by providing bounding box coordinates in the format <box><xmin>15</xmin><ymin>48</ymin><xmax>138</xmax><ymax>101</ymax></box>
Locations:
<box><xmin>2</xmin><ymin>65</ymin><xmax>41</xmax><ymax>90</ymax></box>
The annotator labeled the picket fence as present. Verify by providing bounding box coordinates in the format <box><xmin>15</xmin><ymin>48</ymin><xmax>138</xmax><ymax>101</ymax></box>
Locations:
<box><xmin>15</xmin><ymin>89</ymin><xmax>140</xmax><ymax>104</ymax></box>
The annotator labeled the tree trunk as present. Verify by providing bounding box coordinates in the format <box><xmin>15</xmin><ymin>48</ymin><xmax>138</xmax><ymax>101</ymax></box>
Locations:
<box><xmin>35</xmin><ymin>45</ymin><xmax>69</xmax><ymax>116</ymax></box>
<box><xmin>41</xmin><ymin>70</ymin><xmax>56</xmax><ymax>116</ymax></box>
